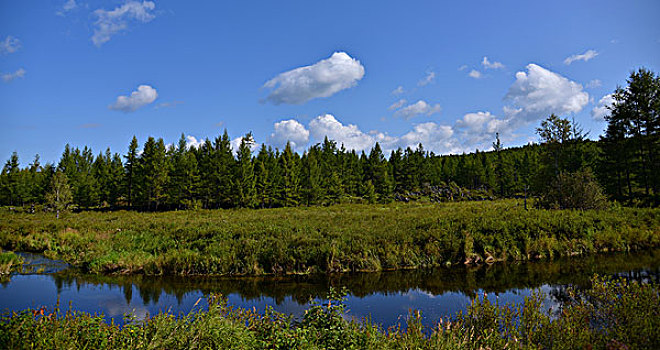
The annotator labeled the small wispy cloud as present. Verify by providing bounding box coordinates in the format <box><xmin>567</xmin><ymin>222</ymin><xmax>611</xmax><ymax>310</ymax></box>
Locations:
<box><xmin>564</xmin><ymin>49</ymin><xmax>598</xmax><ymax>65</ymax></box>
<box><xmin>57</xmin><ymin>0</ymin><xmax>78</xmax><ymax>16</ymax></box>
<box><xmin>586</xmin><ymin>79</ymin><xmax>602</xmax><ymax>88</ymax></box>
<box><xmin>482</xmin><ymin>56</ymin><xmax>504</xmax><ymax>69</ymax></box>
<box><xmin>92</xmin><ymin>1</ymin><xmax>156</xmax><ymax>47</ymax></box>
<box><xmin>155</xmin><ymin>101</ymin><xmax>184</xmax><ymax>109</ymax></box>
<box><xmin>417</xmin><ymin>71</ymin><xmax>435</xmax><ymax>86</ymax></box>
<box><xmin>391</xmin><ymin>85</ymin><xmax>404</xmax><ymax>95</ymax></box>
<box><xmin>458</xmin><ymin>65</ymin><xmax>468</xmax><ymax>71</ymax></box>
<box><xmin>0</xmin><ymin>36</ymin><xmax>21</xmax><ymax>55</ymax></box>
<box><xmin>468</xmin><ymin>69</ymin><xmax>482</xmax><ymax>79</ymax></box>
<box><xmin>388</xmin><ymin>99</ymin><xmax>407</xmax><ymax>111</ymax></box>
<box><xmin>2</xmin><ymin>68</ymin><xmax>26</xmax><ymax>82</ymax></box>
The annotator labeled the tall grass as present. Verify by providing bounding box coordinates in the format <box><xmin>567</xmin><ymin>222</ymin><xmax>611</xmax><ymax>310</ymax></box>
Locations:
<box><xmin>1</xmin><ymin>200</ymin><xmax>658</xmax><ymax>275</ymax></box>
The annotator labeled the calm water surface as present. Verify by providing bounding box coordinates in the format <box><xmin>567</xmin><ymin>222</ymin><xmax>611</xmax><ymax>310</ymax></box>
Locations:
<box><xmin>2</xmin><ymin>250</ymin><xmax>658</xmax><ymax>328</ymax></box>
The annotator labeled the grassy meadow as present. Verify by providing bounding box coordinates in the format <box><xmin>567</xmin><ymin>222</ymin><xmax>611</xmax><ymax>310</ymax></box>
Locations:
<box><xmin>1</xmin><ymin>200</ymin><xmax>658</xmax><ymax>276</ymax></box>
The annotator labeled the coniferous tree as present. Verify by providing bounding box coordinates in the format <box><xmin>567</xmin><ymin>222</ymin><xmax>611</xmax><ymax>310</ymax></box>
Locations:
<box><xmin>137</xmin><ymin>137</ymin><xmax>169</xmax><ymax>210</ymax></box>
<box><xmin>124</xmin><ymin>136</ymin><xmax>139</xmax><ymax>208</ymax></box>
<box><xmin>235</xmin><ymin>132</ymin><xmax>256</xmax><ymax>208</ymax></box>
<box><xmin>277</xmin><ymin>142</ymin><xmax>300</xmax><ymax>207</ymax></box>
<box><xmin>301</xmin><ymin>145</ymin><xmax>322</xmax><ymax>206</ymax></box>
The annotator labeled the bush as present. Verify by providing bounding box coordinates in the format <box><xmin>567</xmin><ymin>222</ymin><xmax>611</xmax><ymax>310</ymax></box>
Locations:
<box><xmin>540</xmin><ymin>169</ymin><xmax>608</xmax><ymax>210</ymax></box>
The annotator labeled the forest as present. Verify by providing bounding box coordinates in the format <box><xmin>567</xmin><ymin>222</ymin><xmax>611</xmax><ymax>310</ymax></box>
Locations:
<box><xmin>1</xmin><ymin>68</ymin><xmax>658</xmax><ymax>212</ymax></box>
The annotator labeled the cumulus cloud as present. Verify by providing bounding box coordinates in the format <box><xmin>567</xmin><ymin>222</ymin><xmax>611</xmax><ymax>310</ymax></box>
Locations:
<box><xmin>468</xmin><ymin>69</ymin><xmax>482</xmax><ymax>79</ymax></box>
<box><xmin>394</xmin><ymin>100</ymin><xmax>442</xmax><ymax>119</ymax></box>
<box><xmin>591</xmin><ymin>94</ymin><xmax>615</xmax><ymax>121</ymax></box>
<box><xmin>109</xmin><ymin>85</ymin><xmax>158</xmax><ymax>112</ymax></box>
<box><xmin>482</xmin><ymin>56</ymin><xmax>504</xmax><ymax>69</ymax></box>
<box><xmin>391</xmin><ymin>86</ymin><xmax>404</xmax><ymax>95</ymax></box>
<box><xmin>269</xmin><ymin>119</ymin><xmax>310</xmax><ymax>150</ymax></box>
<box><xmin>184</xmin><ymin>135</ymin><xmax>204</xmax><ymax>149</ymax></box>
<box><xmin>417</xmin><ymin>71</ymin><xmax>435</xmax><ymax>86</ymax></box>
<box><xmin>504</xmin><ymin>64</ymin><xmax>589</xmax><ymax>124</ymax></box>
<box><xmin>263</xmin><ymin>52</ymin><xmax>365</xmax><ymax>105</ymax></box>
<box><xmin>0</xmin><ymin>35</ymin><xmax>21</xmax><ymax>55</ymax></box>
<box><xmin>230</xmin><ymin>136</ymin><xmax>261</xmax><ymax>154</ymax></box>
<box><xmin>2</xmin><ymin>68</ymin><xmax>26</xmax><ymax>82</ymax></box>
<box><xmin>308</xmin><ymin>114</ymin><xmax>374</xmax><ymax>151</ymax></box>
<box><xmin>398</xmin><ymin>122</ymin><xmax>456</xmax><ymax>153</ymax></box>
<box><xmin>564</xmin><ymin>49</ymin><xmax>598</xmax><ymax>65</ymax></box>
<box><xmin>388</xmin><ymin>99</ymin><xmax>407</xmax><ymax>111</ymax></box>
<box><xmin>455</xmin><ymin>111</ymin><xmax>509</xmax><ymax>147</ymax></box>
<box><xmin>92</xmin><ymin>1</ymin><xmax>156</xmax><ymax>47</ymax></box>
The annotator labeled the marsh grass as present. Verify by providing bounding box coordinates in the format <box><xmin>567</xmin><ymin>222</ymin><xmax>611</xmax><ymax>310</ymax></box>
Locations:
<box><xmin>0</xmin><ymin>200</ymin><xmax>658</xmax><ymax>276</ymax></box>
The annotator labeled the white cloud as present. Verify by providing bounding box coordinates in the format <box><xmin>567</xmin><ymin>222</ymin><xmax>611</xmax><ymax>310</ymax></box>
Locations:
<box><xmin>388</xmin><ymin>99</ymin><xmax>407</xmax><ymax>111</ymax></box>
<box><xmin>591</xmin><ymin>94</ymin><xmax>615</xmax><ymax>121</ymax></box>
<box><xmin>2</xmin><ymin>68</ymin><xmax>26</xmax><ymax>82</ymax></box>
<box><xmin>586</xmin><ymin>79</ymin><xmax>602</xmax><ymax>88</ymax></box>
<box><xmin>458</xmin><ymin>65</ymin><xmax>468</xmax><ymax>71</ymax></box>
<box><xmin>504</xmin><ymin>64</ymin><xmax>589</xmax><ymax>124</ymax></box>
<box><xmin>564</xmin><ymin>49</ymin><xmax>599</xmax><ymax>65</ymax></box>
<box><xmin>308</xmin><ymin>114</ymin><xmax>374</xmax><ymax>151</ymax></box>
<box><xmin>482</xmin><ymin>57</ymin><xmax>504</xmax><ymax>69</ymax></box>
<box><xmin>109</xmin><ymin>85</ymin><xmax>158</xmax><ymax>112</ymax></box>
<box><xmin>455</xmin><ymin>111</ymin><xmax>508</xmax><ymax>148</ymax></box>
<box><xmin>468</xmin><ymin>69</ymin><xmax>482</xmax><ymax>79</ymax></box>
<box><xmin>92</xmin><ymin>1</ymin><xmax>156</xmax><ymax>47</ymax></box>
<box><xmin>269</xmin><ymin>119</ymin><xmax>310</xmax><ymax>150</ymax></box>
<box><xmin>230</xmin><ymin>136</ymin><xmax>261</xmax><ymax>154</ymax></box>
<box><xmin>391</xmin><ymin>85</ymin><xmax>404</xmax><ymax>95</ymax></box>
<box><xmin>0</xmin><ymin>36</ymin><xmax>21</xmax><ymax>55</ymax></box>
<box><xmin>455</xmin><ymin>111</ymin><xmax>502</xmax><ymax>134</ymax></box>
<box><xmin>417</xmin><ymin>71</ymin><xmax>435</xmax><ymax>86</ymax></box>
<box><xmin>184</xmin><ymin>135</ymin><xmax>204</xmax><ymax>149</ymax></box>
<box><xmin>394</xmin><ymin>100</ymin><xmax>442</xmax><ymax>119</ymax></box>
<box><xmin>398</xmin><ymin>122</ymin><xmax>456</xmax><ymax>153</ymax></box>
<box><xmin>57</xmin><ymin>0</ymin><xmax>78</xmax><ymax>16</ymax></box>
<box><xmin>263</xmin><ymin>52</ymin><xmax>365</xmax><ymax>105</ymax></box>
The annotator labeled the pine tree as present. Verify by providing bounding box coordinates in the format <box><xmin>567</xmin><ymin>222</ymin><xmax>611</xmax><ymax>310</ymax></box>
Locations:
<box><xmin>124</xmin><ymin>136</ymin><xmax>139</xmax><ymax>208</ymax></box>
<box><xmin>301</xmin><ymin>146</ymin><xmax>322</xmax><ymax>206</ymax></box>
<box><xmin>235</xmin><ymin>132</ymin><xmax>256</xmax><ymax>208</ymax></box>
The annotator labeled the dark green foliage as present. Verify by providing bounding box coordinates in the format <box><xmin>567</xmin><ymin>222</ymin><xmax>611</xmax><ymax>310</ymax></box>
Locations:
<box><xmin>1</xmin><ymin>275</ymin><xmax>657</xmax><ymax>349</ymax></box>
<box><xmin>601</xmin><ymin>68</ymin><xmax>660</xmax><ymax>205</ymax></box>
<box><xmin>0</xmin><ymin>68</ymin><xmax>657</xmax><ymax>210</ymax></box>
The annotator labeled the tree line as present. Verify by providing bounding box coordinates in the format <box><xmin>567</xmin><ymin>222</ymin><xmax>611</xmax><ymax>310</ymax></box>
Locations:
<box><xmin>1</xmin><ymin>68</ymin><xmax>658</xmax><ymax>211</ymax></box>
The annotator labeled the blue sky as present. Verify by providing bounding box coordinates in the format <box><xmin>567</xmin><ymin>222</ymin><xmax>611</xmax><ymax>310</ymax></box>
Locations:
<box><xmin>1</xmin><ymin>0</ymin><xmax>659</xmax><ymax>164</ymax></box>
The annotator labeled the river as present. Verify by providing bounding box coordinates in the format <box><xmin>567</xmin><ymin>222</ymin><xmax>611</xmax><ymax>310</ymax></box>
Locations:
<box><xmin>1</xmin><ymin>249</ymin><xmax>658</xmax><ymax>329</ymax></box>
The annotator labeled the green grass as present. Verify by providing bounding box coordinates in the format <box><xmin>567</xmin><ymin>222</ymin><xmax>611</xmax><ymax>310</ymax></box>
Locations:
<box><xmin>1</xmin><ymin>275</ymin><xmax>658</xmax><ymax>349</ymax></box>
<box><xmin>0</xmin><ymin>200</ymin><xmax>658</xmax><ymax>275</ymax></box>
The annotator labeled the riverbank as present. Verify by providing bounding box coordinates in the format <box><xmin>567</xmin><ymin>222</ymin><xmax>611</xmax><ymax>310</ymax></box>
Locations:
<box><xmin>1</xmin><ymin>275</ymin><xmax>657</xmax><ymax>349</ymax></box>
<box><xmin>1</xmin><ymin>200</ymin><xmax>658</xmax><ymax>275</ymax></box>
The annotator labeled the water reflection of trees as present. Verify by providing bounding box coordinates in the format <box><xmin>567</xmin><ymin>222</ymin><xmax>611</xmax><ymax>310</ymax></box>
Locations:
<box><xmin>50</xmin><ymin>250</ymin><xmax>659</xmax><ymax>307</ymax></box>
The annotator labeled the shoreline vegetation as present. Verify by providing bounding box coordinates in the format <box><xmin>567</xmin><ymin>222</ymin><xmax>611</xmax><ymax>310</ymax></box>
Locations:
<box><xmin>1</xmin><ymin>275</ymin><xmax>658</xmax><ymax>349</ymax></box>
<box><xmin>1</xmin><ymin>200</ymin><xmax>658</xmax><ymax>276</ymax></box>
